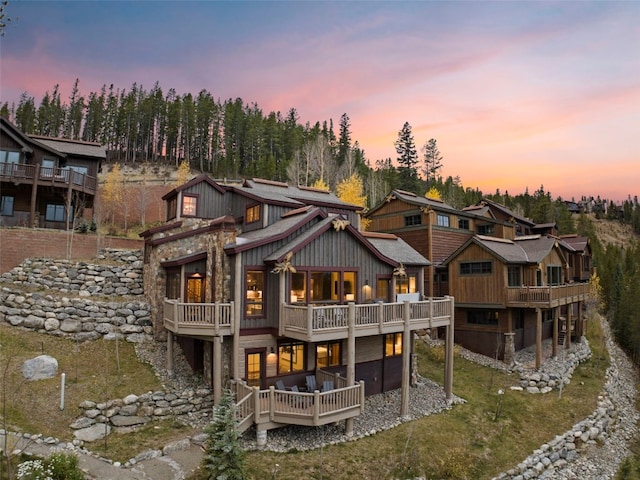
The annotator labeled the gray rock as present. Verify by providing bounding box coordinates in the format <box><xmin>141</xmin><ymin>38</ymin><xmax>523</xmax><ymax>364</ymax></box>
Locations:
<box><xmin>22</xmin><ymin>355</ymin><xmax>58</xmax><ymax>380</ymax></box>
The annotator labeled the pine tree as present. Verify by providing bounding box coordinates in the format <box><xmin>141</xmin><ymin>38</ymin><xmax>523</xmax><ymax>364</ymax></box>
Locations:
<box><xmin>394</xmin><ymin>122</ymin><xmax>420</xmax><ymax>193</ymax></box>
<box><xmin>202</xmin><ymin>389</ymin><xmax>247</xmax><ymax>480</ymax></box>
<box><xmin>337</xmin><ymin>113</ymin><xmax>351</xmax><ymax>165</ymax></box>
<box><xmin>421</xmin><ymin>138</ymin><xmax>443</xmax><ymax>184</ymax></box>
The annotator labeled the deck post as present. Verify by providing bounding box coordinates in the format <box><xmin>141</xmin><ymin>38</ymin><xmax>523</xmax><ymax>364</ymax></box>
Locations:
<box><xmin>566</xmin><ymin>304</ymin><xmax>572</xmax><ymax>349</ymax></box>
<box><xmin>400</xmin><ymin>301</ymin><xmax>411</xmax><ymax>419</ymax></box>
<box><xmin>166</xmin><ymin>330</ymin><xmax>174</xmax><ymax>377</ymax></box>
<box><xmin>345</xmin><ymin>302</ymin><xmax>356</xmax><ymax>436</ymax></box>
<box><xmin>213</xmin><ymin>335</ymin><xmax>222</xmax><ymax>404</ymax></box>
<box><xmin>29</xmin><ymin>163</ymin><xmax>39</xmax><ymax>227</ymax></box>
<box><xmin>552</xmin><ymin>307</ymin><xmax>559</xmax><ymax>357</ymax></box>
<box><xmin>535</xmin><ymin>308</ymin><xmax>542</xmax><ymax>369</ymax></box>
<box><xmin>233</xmin><ymin>252</ymin><xmax>242</xmax><ymax>380</ymax></box>
<box><xmin>444</xmin><ymin>296</ymin><xmax>454</xmax><ymax>401</ymax></box>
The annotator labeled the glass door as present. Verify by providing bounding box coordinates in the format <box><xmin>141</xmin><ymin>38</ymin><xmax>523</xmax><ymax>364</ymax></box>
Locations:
<box><xmin>246</xmin><ymin>351</ymin><xmax>265</xmax><ymax>388</ymax></box>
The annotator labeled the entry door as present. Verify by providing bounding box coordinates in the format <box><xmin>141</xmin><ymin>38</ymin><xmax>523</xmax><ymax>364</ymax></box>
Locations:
<box><xmin>186</xmin><ymin>275</ymin><xmax>205</xmax><ymax>303</ymax></box>
<box><xmin>246</xmin><ymin>351</ymin><xmax>265</xmax><ymax>389</ymax></box>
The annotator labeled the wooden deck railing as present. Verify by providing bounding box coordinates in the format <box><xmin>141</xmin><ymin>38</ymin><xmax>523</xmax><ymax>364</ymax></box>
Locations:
<box><xmin>506</xmin><ymin>283</ymin><xmax>590</xmax><ymax>306</ymax></box>
<box><xmin>281</xmin><ymin>298</ymin><xmax>454</xmax><ymax>342</ymax></box>
<box><xmin>0</xmin><ymin>161</ymin><xmax>97</xmax><ymax>194</ymax></box>
<box><xmin>163</xmin><ymin>299</ymin><xmax>234</xmax><ymax>336</ymax></box>
<box><xmin>230</xmin><ymin>377</ymin><xmax>365</xmax><ymax>433</ymax></box>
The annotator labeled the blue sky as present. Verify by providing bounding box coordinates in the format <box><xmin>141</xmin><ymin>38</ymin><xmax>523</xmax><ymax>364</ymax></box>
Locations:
<box><xmin>1</xmin><ymin>0</ymin><xmax>638</xmax><ymax>201</ymax></box>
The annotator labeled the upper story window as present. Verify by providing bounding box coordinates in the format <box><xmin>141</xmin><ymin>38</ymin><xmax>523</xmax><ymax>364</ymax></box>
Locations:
<box><xmin>547</xmin><ymin>265</ymin><xmax>562</xmax><ymax>286</ymax></box>
<box><xmin>167</xmin><ymin>197</ymin><xmax>177</xmax><ymax>221</ymax></box>
<box><xmin>437</xmin><ymin>214</ymin><xmax>450</xmax><ymax>227</ymax></box>
<box><xmin>165</xmin><ymin>268</ymin><xmax>181</xmax><ymax>299</ymax></box>
<box><xmin>477</xmin><ymin>224</ymin><xmax>494</xmax><ymax>235</ymax></box>
<box><xmin>0</xmin><ymin>150</ymin><xmax>20</xmax><ymax>164</ymax></box>
<box><xmin>41</xmin><ymin>158</ymin><xmax>56</xmax><ymax>178</ymax></box>
<box><xmin>458</xmin><ymin>218</ymin><xmax>470</xmax><ymax>230</ymax></box>
<box><xmin>404</xmin><ymin>214</ymin><xmax>421</xmax><ymax>226</ymax></box>
<box><xmin>395</xmin><ymin>273</ymin><xmax>418</xmax><ymax>294</ymax></box>
<box><xmin>1</xmin><ymin>196</ymin><xmax>14</xmax><ymax>216</ymax></box>
<box><xmin>460</xmin><ymin>261</ymin><xmax>492</xmax><ymax>275</ymax></box>
<box><xmin>182</xmin><ymin>194</ymin><xmax>198</xmax><ymax>217</ymax></box>
<box><xmin>507</xmin><ymin>266</ymin><xmax>522</xmax><ymax>287</ymax></box>
<box><xmin>292</xmin><ymin>270</ymin><xmax>357</xmax><ymax>304</ymax></box>
<box><xmin>246</xmin><ymin>204</ymin><xmax>260</xmax><ymax>223</ymax></box>
<box><xmin>246</xmin><ymin>270</ymin><xmax>265</xmax><ymax>316</ymax></box>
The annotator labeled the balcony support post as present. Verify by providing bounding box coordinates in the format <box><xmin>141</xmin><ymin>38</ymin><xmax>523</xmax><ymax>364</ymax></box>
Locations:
<box><xmin>566</xmin><ymin>304</ymin><xmax>573</xmax><ymax>350</ymax></box>
<box><xmin>535</xmin><ymin>308</ymin><xmax>542</xmax><ymax>369</ymax></box>
<box><xmin>444</xmin><ymin>296</ymin><xmax>454</xmax><ymax>401</ymax></box>
<box><xmin>213</xmin><ymin>335</ymin><xmax>222</xmax><ymax>404</ymax></box>
<box><xmin>233</xmin><ymin>252</ymin><xmax>242</xmax><ymax>380</ymax></box>
<box><xmin>166</xmin><ymin>330</ymin><xmax>174</xmax><ymax>378</ymax></box>
<box><xmin>400</xmin><ymin>301</ymin><xmax>411</xmax><ymax>419</ymax></box>
<box><xmin>345</xmin><ymin>302</ymin><xmax>356</xmax><ymax>436</ymax></box>
<box><xmin>29</xmin><ymin>163</ymin><xmax>40</xmax><ymax>227</ymax></box>
<box><xmin>552</xmin><ymin>307</ymin><xmax>559</xmax><ymax>357</ymax></box>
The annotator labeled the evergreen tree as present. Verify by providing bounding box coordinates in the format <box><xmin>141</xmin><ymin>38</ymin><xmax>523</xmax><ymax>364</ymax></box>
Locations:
<box><xmin>394</xmin><ymin>122</ymin><xmax>420</xmax><ymax>193</ymax></box>
<box><xmin>421</xmin><ymin>138</ymin><xmax>443</xmax><ymax>185</ymax></box>
<box><xmin>202</xmin><ymin>389</ymin><xmax>247</xmax><ymax>480</ymax></box>
<box><xmin>337</xmin><ymin>112</ymin><xmax>352</xmax><ymax>165</ymax></box>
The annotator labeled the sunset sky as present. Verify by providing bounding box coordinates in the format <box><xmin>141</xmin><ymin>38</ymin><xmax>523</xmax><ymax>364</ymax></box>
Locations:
<box><xmin>1</xmin><ymin>1</ymin><xmax>638</xmax><ymax>202</ymax></box>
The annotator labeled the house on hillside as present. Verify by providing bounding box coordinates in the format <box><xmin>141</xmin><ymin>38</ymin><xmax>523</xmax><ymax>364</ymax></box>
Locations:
<box><xmin>0</xmin><ymin>117</ymin><xmax>104</xmax><ymax>230</ymax></box>
<box><xmin>443</xmin><ymin>234</ymin><xmax>589</xmax><ymax>367</ymax></box>
<box><xmin>141</xmin><ymin>175</ymin><xmax>455</xmax><ymax>444</ymax></box>
<box><xmin>366</xmin><ymin>192</ymin><xmax>591</xmax><ymax>366</ymax></box>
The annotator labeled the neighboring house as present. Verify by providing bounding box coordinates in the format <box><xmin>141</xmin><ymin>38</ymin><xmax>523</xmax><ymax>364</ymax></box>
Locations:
<box><xmin>443</xmin><ymin>234</ymin><xmax>589</xmax><ymax>367</ymax></box>
<box><xmin>366</xmin><ymin>192</ymin><xmax>591</xmax><ymax>367</ymax></box>
<box><xmin>0</xmin><ymin>117</ymin><xmax>104</xmax><ymax>229</ymax></box>
<box><xmin>141</xmin><ymin>175</ymin><xmax>455</xmax><ymax>443</ymax></box>
<box><xmin>365</xmin><ymin>190</ymin><xmax>510</xmax><ymax>298</ymax></box>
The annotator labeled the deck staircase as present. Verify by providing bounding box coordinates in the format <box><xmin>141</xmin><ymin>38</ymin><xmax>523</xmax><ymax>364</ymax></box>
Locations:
<box><xmin>557</xmin><ymin>330</ymin><xmax>566</xmax><ymax>346</ymax></box>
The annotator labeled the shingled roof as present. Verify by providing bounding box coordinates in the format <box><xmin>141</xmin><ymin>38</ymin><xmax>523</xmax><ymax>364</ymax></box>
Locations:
<box><xmin>29</xmin><ymin>135</ymin><xmax>106</xmax><ymax>159</ymax></box>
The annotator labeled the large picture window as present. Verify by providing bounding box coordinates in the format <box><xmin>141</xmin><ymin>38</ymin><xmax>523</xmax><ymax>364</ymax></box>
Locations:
<box><xmin>395</xmin><ymin>273</ymin><xmax>418</xmax><ymax>294</ymax></box>
<box><xmin>278</xmin><ymin>341</ymin><xmax>306</xmax><ymax>374</ymax></box>
<box><xmin>246</xmin><ymin>270</ymin><xmax>264</xmax><ymax>316</ymax></box>
<box><xmin>297</xmin><ymin>270</ymin><xmax>357</xmax><ymax>303</ymax></box>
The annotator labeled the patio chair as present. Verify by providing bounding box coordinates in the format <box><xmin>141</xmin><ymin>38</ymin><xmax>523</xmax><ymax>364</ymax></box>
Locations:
<box><xmin>306</xmin><ymin>375</ymin><xmax>317</xmax><ymax>392</ymax></box>
<box><xmin>275</xmin><ymin>380</ymin><xmax>287</xmax><ymax>390</ymax></box>
<box><xmin>321</xmin><ymin>380</ymin><xmax>334</xmax><ymax>392</ymax></box>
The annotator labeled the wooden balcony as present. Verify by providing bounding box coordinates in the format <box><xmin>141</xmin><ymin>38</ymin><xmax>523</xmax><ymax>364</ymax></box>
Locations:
<box><xmin>280</xmin><ymin>298</ymin><xmax>454</xmax><ymax>342</ymax></box>
<box><xmin>0</xmin><ymin>162</ymin><xmax>97</xmax><ymax>195</ymax></box>
<box><xmin>163</xmin><ymin>299</ymin><xmax>234</xmax><ymax>337</ymax></box>
<box><xmin>232</xmin><ymin>377</ymin><xmax>365</xmax><ymax>434</ymax></box>
<box><xmin>506</xmin><ymin>283</ymin><xmax>590</xmax><ymax>308</ymax></box>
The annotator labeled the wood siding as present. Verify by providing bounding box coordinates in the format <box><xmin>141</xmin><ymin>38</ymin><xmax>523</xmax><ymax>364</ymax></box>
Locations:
<box><xmin>449</xmin><ymin>243</ymin><xmax>505</xmax><ymax>305</ymax></box>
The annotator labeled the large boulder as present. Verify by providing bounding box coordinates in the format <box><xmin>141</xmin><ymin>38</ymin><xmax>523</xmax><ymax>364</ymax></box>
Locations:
<box><xmin>22</xmin><ymin>355</ymin><xmax>58</xmax><ymax>380</ymax></box>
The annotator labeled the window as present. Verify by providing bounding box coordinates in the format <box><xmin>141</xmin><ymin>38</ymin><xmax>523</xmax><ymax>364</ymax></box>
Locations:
<box><xmin>41</xmin><ymin>158</ymin><xmax>56</xmax><ymax>178</ymax></box>
<box><xmin>246</xmin><ymin>270</ymin><xmax>264</xmax><ymax>316</ymax></box>
<box><xmin>513</xmin><ymin>310</ymin><xmax>524</xmax><ymax>330</ymax></box>
<box><xmin>343</xmin><ymin>271</ymin><xmax>356</xmax><ymax>302</ymax></box>
<box><xmin>460</xmin><ymin>261</ymin><xmax>492</xmax><ymax>275</ymax></box>
<box><xmin>384</xmin><ymin>333</ymin><xmax>403</xmax><ymax>357</ymax></box>
<box><xmin>64</xmin><ymin>165</ymin><xmax>87</xmax><ymax>185</ymax></box>
<box><xmin>458</xmin><ymin>218</ymin><xmax>469</xmax><ymax>230</ymax></box>
<box><xmin>0</xmin><ymin>150</ymin><xmax>20</xmax><ymax>175</ymax></box>
<box><xmin>395</xmin><ymin>273</ymin><xmax>418</xmax><ymax>294</ymax></box>
<box><xmin>165</xmin><ymin>268</ymin><xmax>181</xmax><ymax>299</ymax></box>
<box><xmin>507</xmin><ymin>266</ymin><xmax>522</xmax><ymax>287</ymax></box>
<box><xmin>278</xmin><ymin>341</ymin><xmax>306</xmax><ymax>374</ymax></box>
<box><xmin>309</xmin><ymin>270</ymin><xmax>357</xmax><ymax>303</ymax></box>
<box><xmin>467</xmin><ymin>310</ymin><xmax>499</xmax><ymax>325</ymax></box>
<box><xmin>477</xmin><ymin>224</ymin><xmax>494</xmax><ymax>235</ymax></box>
<box><xmin>376</xmin><ymin>278</ymin><xmax>389</xmax><ymax>302</ymax></box>
<box><xmin>547</xmin><ymin>266</ymin><xmax>562</xmax><ymax>286</ymax></box>
<box><xmin>1</xmin><ymin>196</ymin><xmax>14</xmax><ymax>216</ymax></box>
<box><xmin>437</xmin><ymin>214</ymin><xmax>450</xmax><ymax>227</ymax></box>
<box><xmin>182</xmin><ymin>195</ymin><xmax>198</xmax><ymax>217</ymax></box>
<box><xmin>45</xmin><ymin>204</ymin><xmax>69</xmax><ymax>222</ymax></box>
<box><xmin>316</xmin><ymin>341</ymin><xmax>341</xmax><ymax>368</ymax></box>
<box><xmin>404</xmin><ymin>214</ymin><xmax>421</xmax><ymax>226</ymax></box>
<box><xmin>167</xmin><ymin>197</ymin><xmax>178</xmax><ymax>221</ymax></box>
<box><xmin>246</xmin><ymin>204</ymin><xmax>260</xmax><ymax>223</ymax></box>
<box><xmin>290</xmin><ymin>272</ymin><xmax>306</xmax><ymax>303</ymax></box>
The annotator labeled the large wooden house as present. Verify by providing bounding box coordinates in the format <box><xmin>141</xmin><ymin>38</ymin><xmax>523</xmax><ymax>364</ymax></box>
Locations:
<box><xmin>366</xmin><ymin>191</ymin><xmax>590</xmax><ymax>367</ymax></box>
<box><xmin>0</xmin><ymin>117</ymin><xmax>104</xmax><ymax>229</ymax></box>
<box><xmin>141</xmin><ymin>175</ymin><xmax>455</xmax><ymax>443</ymax></box>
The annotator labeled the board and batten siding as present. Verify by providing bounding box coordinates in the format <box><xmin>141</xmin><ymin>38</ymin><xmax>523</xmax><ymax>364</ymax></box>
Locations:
<box><xmin>184</xmin><ymin>182</ymin><xmax>227</xmax><ymax>219</ymax></box>
<box><xmin>449</xmin><ymin>243</ymin><xmax>506</xmax><ymax>306</ymax></box>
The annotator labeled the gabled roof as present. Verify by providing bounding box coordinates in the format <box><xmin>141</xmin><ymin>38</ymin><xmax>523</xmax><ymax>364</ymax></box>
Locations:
<box><xmin>478</xmin><ymin>198</ymin><xmax>535</xmax><ymax>227</ymax></box>
<box><xmin>366</xmin><ymin>189</ymin><xmax>460</xmax><ymax>217</ymax></box>
<box><xmin>161</xmin><ymin>173</ymin><xmax>226</xmax><ymax>200</ymax></box>
<box><xmin>443</xmin><ymin>234</ymin><xmax>563</xmax><ymax>266</ymax></box>
<box><xmin>29</xmin><ymin>135</ymin><xmax>106</xmax><ymax>159</ymax></box>
<box><xmin>362</xmin><ymin>232</ymin><xmax>430</xmax><ymax>266</ymax></box>
<box><xmin>558</xmin><ymin>234</ymin><xmax>590</xmax><ymax>254</ymax></box>
<box><xmin>0</xmin><ymin>117</ymin><xmax>34</xmax><ymax>154</ymax></box>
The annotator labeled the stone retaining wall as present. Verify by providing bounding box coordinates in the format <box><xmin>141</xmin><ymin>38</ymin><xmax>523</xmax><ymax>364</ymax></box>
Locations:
<box><xmin>0</xmin><ymin>249</ymin><xmax>144</xmax><ymax>297</ymax></box>
<box><xmin>71</xmin><ymin>389</ymin><xmax>214</xmax><ymax>442</ymax></box>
